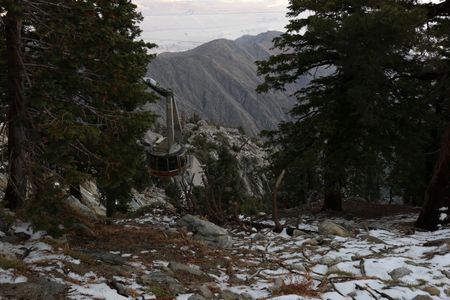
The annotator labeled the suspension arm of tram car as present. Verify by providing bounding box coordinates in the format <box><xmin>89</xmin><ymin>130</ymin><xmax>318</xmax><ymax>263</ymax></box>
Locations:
<box><xmin>143</xmin><ymin>78</ymin><xmax>187</xmax><ymax>177</ymax></box>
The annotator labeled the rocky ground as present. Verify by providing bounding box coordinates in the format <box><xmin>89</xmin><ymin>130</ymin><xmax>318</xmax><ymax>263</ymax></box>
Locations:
<box><xmin>0</xmin><ymin>203</ymin><xmax>450</xmax><ymax>300</ymax></box>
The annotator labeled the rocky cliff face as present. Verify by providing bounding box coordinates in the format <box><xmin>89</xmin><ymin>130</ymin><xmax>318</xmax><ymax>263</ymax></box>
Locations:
<box><xmin>183</xmin><ymin>120</ymin><xmax>269</xmax><ymax>198</ymax></box>
<box><xmin>144</xmin><ymin>31</ymin><xmax>309</xmax><ymax>136</ymax></box>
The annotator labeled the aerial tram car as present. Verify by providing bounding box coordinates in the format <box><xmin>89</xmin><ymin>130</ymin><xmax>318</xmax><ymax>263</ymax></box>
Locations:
<box><xmin>143</xmin><ymin>78</ymin><xmax>187</xmax><ymax>177</ymax></box>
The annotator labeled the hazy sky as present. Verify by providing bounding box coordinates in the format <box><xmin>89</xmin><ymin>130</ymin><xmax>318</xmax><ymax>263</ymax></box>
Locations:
<box><xmin>133</xmin><ymin>0</ymin><xmax>289</xmax><ymax>53</ymax></box>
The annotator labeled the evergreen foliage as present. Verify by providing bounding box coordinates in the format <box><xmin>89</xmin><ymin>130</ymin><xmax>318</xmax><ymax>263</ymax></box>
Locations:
<box><xmin>1</xmin><ymin>0</ymin><xmax>156</xmax><ymax>216</ymax></box>
<box><xmin>189</xmin><ymin>134</ymin><xmax>247</xmax><ymax>224</ymax></box>
<box><xmin>258</xmin><ymin>0</ymin><xmax>428</xmax><ymax>210</ymax></box>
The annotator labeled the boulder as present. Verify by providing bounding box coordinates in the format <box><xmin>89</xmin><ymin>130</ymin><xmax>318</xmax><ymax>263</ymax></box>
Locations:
<box><xmin>140</xmin><ymin>272</ymin><xmax>184</xmax><ymax>294</ymax></box>
<box><xmin>360</xmin><ymin>235</ymin><xmax>385</xmax><ymax>244</ymax></box>
<box><xmin>198</xmin><ymin>285</ymin><xmax>214</xmax><ymax>299</ymax></box>
<box><xmin>388</xmin><ymin>267</ymin><xmax>412</xmax><ymax>280</ymax></box>
<box><xmin>63</xmin><ymin>196</ymin><xmax>98</xmax><ymax>220</ymax></box>
<box><xmin>318</xmin><ymin>220</ymin><xmax>351</xmax><ymax>237</ymax></box>
<box><xmin>177</xmin><ymin>215</ymin><xmax>232</xmax><ymax>248</ymax></box>
<box><xmin>0</xmin><ymin>277</ymin><xmax>66</xmax><ymax>300</ymax></box>
<box><xmin>168</xmin><ymin>262</ymin><xmax>205</xmax><ymax>277</ymax></box>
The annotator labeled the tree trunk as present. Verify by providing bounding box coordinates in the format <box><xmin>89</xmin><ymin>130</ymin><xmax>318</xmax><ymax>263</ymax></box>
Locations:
<box><xmin>272</xmin><ymin>169</ymin><xmax>285</xmax><ymax>233</ymax></box>
<box><xmin>4</xmin><ymin>5</ymin><xmax>28</xmax><ymax>210</ymax></box>
<box><xmin>323</xmin><ymin>178</ymin><xmax>342</xmax><ymax>211</ymax></box>
<box><xmin>323</xmin><ymin>189</ymin><xmax>342</xmax><ymax>211</ymax></box>
<box><xmin>416</xmin><ymin>125</ymin><xmax>450</xmax><ymax>230</ymax></box>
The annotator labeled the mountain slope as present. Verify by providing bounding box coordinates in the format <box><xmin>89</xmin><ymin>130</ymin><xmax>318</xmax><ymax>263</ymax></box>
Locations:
<box><xmin>145</xmin><ymin>31</ymin><xmax>308</xmax><ymax>136</ymax></box>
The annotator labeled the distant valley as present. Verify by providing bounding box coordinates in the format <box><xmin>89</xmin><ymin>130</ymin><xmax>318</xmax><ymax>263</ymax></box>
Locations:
<box><xmin>145</xmin><ymin>31</ymin><xmax>310</xmax><ymax>136</ymax></box>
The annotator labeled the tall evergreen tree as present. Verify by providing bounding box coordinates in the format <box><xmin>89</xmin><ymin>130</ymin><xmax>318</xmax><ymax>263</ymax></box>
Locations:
<box><xmin>2</xmin><ymin>0</ymin><xmax>29</xmax><ymax>209</ymax></box>
<box><xmin>415</xmin><ymin>0</ymin><xmax>450</xmax><ymax>230</ymax></box>
<box><xmin>1</xmin><ymin>0</ymin><xmax>156</xmax><ymax>215</ymax></box>
<box><xmin>258</xmin><ymin>0</ymin><xmax>425</xmax><ymax>210</ymax></box>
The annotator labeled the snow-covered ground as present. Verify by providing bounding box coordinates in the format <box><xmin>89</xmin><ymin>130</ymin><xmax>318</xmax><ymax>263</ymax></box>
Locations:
<box><xmin>1</xmin><ymin>209</ymin><xmax>449</xmax><ymax>300</ymax></box>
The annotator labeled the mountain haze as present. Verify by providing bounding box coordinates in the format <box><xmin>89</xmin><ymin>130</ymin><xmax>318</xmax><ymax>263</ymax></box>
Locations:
<box><xmin>145</xmin><ymin>31</ymin><xmax>309</xmax><ymax>135</ymax></box>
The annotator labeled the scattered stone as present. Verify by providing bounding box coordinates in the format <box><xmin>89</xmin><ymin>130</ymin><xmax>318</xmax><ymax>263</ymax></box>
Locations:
<box><xmin>251</xmin><ymin>232</ymin><xmax>265</xmax><ymax>241</ymax></box>
<box><xmin>291</xmin><ymin>264</ymin><xmax>306</xmax><ymax>272</ymax></box>
<box><xmin>81</xmin><ymin>250</ymin><xmax>126</xmax><ymax>265</ymax></box>
<box><xmin>177</xmin><ymin>214</ymin><xmax>232</xmax><ymax>248</ymax></box>
<box><xmin>303</xmin><ymin>238</ymin><xmax>320</xmax><ymax>246</ymax></box>
<box><xmin>140</xmin><ymin>272</ymin><xmax>184</xmax><ymax>294</ymax></box>
<box><xmin>220</xmin><ymin>289</ymin><xmax>240</xmax><ymax>300</ymax></box>
<box><xmin>168</xmin><ymin>261</ymin><xmax>205</xmax><ymax>277</ymax></box>
<box><xmin>109</xmin><ymin>280</ymin><xmax>130</xmax><ymax>297</ymax></box>
<box><xmin>445</xmin><ymin>288</ymin><xmax>450</xmax><ymax>297</ymax></box>
<box><xmin>347</xmin><ymin>291</ymin><xmax>358</xmax><ymax>297</ymax></box>
<box><xmin>239</xmin><ymin>292</ymin><xmax>254</xmax><ymax>300</ymax></box>
<box><xmin>327</xmin><ymin>265</ymin><xmax>341</xmax><ymax>274</ymax></box>
<box><xmin>423</xmin><ymin>238</ymin><xmax>450</xmax><ymax>247</ymax></box>
<box><xmin>318</xmin><ymin>220</ymin><xmax>351</xmax><ymax>237</ymax></box>
<box><xmin>0</xmin><ymin>277</ymin><xmax>66</xmax><ymax>300</ymax></box>
<box><xmin>188</xmin><ymin>294</ymin><xmax>207</xmax><ymax>300</ymax></box>
<box><xmin>198</xmin><ymin>285</ymin><xmax>214</xmax><ymax>299</ymax></box>
<box><xmin>441</xmin><ymin>269</ymin><xmax>450</xmax><ymax>279</ymax></box>
<box><xmin>412</xmin><ymin>295</ymin><xmax>433</xmax><ymax>300</ymax></box>
<box><xmin>292</xmin><ymin>229</ymin><xmax>310</xmax><ymax>238</ymax></box>
<box><xmin>360</xmin><ymin>234</ymin><xmax>385</xmax><ymax>244</ymax></box>
<box><xmin>319</xmin><ymin>256</ymin><xmax>342</xmax><ymax>266</ymax></box>
<box><xmin>388</xmin><ymin>267</ymin><xmax>412</xmax><ymax>280</ymax></box>
<box><xmin>423</xmin><ymin>286</ymin><xmax>440</xmax><ymax>296</ymax></box>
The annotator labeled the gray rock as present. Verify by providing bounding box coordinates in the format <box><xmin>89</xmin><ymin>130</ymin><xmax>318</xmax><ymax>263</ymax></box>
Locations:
<box><xmin>239</xmin><ymin>292</ymin><xmax>254</xmax><ymax>300</ymax></box>
<box><xmin>80</xmin><ymin>250</ymin><xmax>125</xmax><ymax>265</ymax></box>
<box><xmin>0</xmin><ymin>277</ymin><xmax>66</xmax><ymax>300</ymax></box>
<box><xmin>423</xmin><ymin>238</ymin><xmax>450</xmax><ymax>247</ymax></box>
<box><xmin>198</xmin><ymin>285</ymin><xmax>214</xmax><ymax>299</ymax></box>
<box><xmin>188</xmin><ymin>294</ymin><xmax>207</xmax><ymax>300</ymax></box>
<box><xmin>445</xmin><ymin>288</ymin><xmax>450</xmax><ymax>297</ymax></box>
<box><xmin>291</xmin><ymin>264</ymin><xmax>306</xmax><ymax>272</ymax></box>
<box><xmin>168</xmin><ymin>261</ymin><xmax>205</xmax><ymax>277</ymax></box>
<box><xmin>110</xmin><ymin>280</ymin><xmax>129</xmax><ymax>297</ymax></box>
<box><xmin>177</xmin><ymin>215</ymin><xmax>232</xmax><ymax>248</ymax></box>
<box><xmin>251</xmin><ymin>232</ymin><xmax>266</xmax><ymax>241</ymax></box>
<box><xmin>140</xmin><ymin>272</ymin><xmax>184</xmax><ymax>294</ymax></box>
<box><xmin>292</xmin><ymin>229</ymin><xmax>310</xmax><ymax>238</ymax></box>
<box><xmin>220</xmin><ymin>289</ymin><xmax>240</xmax><ymax>300</ymax></box>
<box><xmin>303</xmin><ymin>238</ymin><xmax>320</xmax><ymax>246</ymax></box>
<box><xmin>412</xmin><ymin>295</ymin><xmax>433</xmax><ymax>300</ymax></box>
<box><xmin>389</xmin><ymin>267</ymin><xmax>412</xmax><ymax>280</ymax></box>
<box><xmin>63</xmin><ymin>195</ymin><xmax>98</xmax><ymax>220</ymax></box>
<box><xmin>360</xmin><ymin>235</ymin><xmax>385</xmax><ymax>244</ymax></box>
<box><xmin>327</xmin><ymin>265</ymin><xmax>341</xmax><ymax>274</ymax></box>
<box><xmin>319</xmin><ymin>256</ymin><xmax>342</xmax><ymax>266</ymax></box>
<box><xmin>443</xmin><ymin>269</ymin><xmax>450</xmax><ymax>279</ymax></box>
<box><xmin>318</xmin><ymin>220</ymin><xmax>351</xmax><ymax>237</ymax></box>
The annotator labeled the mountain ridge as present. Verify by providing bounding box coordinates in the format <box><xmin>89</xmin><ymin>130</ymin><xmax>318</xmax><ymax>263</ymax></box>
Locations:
<box><xmin>145</xmin><ymin>31</ymin><xmax>306</xmax><ymax>136</ymax></box>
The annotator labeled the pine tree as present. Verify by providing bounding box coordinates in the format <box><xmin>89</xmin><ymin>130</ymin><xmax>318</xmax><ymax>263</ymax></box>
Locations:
<box><xmin>415</xmin><ymin>0</ymin><xmax>450</xmax><ymax>230</ymax></box>
<box><xmin>1</xmin><ymin>0</ymin><xmax>157</xmax><ymax>215</ymax></box>
<box><xmin>257</xmin><ymin>0</ymin><xmax>425</xmax><ymax>210</ymax></box>
<box><xmin>2</xmin><ymin>1</ymin><xmax>29</xmax><ymax>209</ymax></box>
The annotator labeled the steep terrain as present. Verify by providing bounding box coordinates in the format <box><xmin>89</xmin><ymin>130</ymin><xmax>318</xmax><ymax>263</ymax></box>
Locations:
<box><xmin>144</xmin><ymin>31</ymin><xmax>309</xmax><ymax>136</ymax></box>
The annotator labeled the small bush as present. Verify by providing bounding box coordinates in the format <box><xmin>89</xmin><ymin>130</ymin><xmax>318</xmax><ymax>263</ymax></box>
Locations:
<box><xmin>0</xmin><ymin>256</ymin><xmax>26</xmax><ymax>271</ymax></box>
<box><xmin>273</xmin><ymin>279</ymin><xmax>320</xmax><ymax>298</ymax></box>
